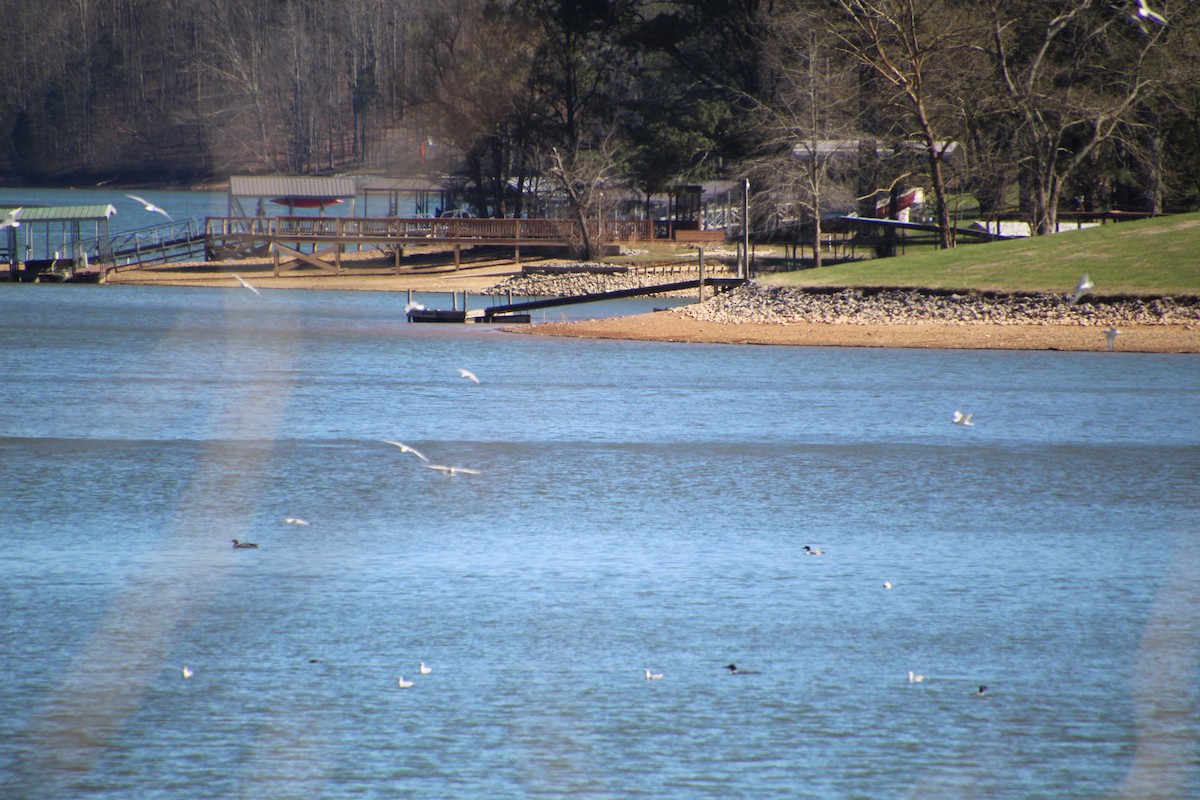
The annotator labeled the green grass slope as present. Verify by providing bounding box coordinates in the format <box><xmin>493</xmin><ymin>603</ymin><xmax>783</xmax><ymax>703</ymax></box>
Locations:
<box><xmin>760</xmin><ymin>212</ymin><xmax>1200</xmax><ymax>296</ymax></box>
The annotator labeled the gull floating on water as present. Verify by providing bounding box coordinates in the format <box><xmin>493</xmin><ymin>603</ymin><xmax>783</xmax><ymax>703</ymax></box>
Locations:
<box><xmin>283</xmin><ymin>517</ymin><xmax>309</xmax><ymax>526</ymax></box>
<box><xmin>420</xmin><ymin>662</ymin><xmax>432</xmax><ymax>675</ymax></box>
<box><xmin>803</xmin><ymin>545</ymin><xmax>824</xmax><ymax>556</ymax></box>
<box><xmin>383</xmin><ymin>440</ymin><xmax>429</xmax><ymax>462</ymax></box>
<box><xmin>953</xmin><ymin>411</ymin><xmax>974</xmax><ymax>427</ymax></box>
<box><xmin>645</xmin><ymin>669</ymin><xmax>664</xmax><ymax>681</ymax></box>
<box><xmin>126</xmin><ymin>194</ymin><xmax>172</xmax><ymax>220</ymax></box>
<box><xmin>232</xmin><ymin>539</ymin><xmax>259</xmax><ymax>549</ymax></box>
<box><xmin>908</xmin><ymin>671</ymin><xmax>925</xmax><ymax>683</ymax></box>
<box><xmin>397</xmin><ymin>676</ymin><xmax>414</xmax><ymax>688</ymax></box>
<box><xmin>883</xmin><ymin>581</ymin><xmax>893</xmax><ymax>590</ymax></box>
<box><xmin>182</xmin><ymin>666</ymin><xmax>193</xmax><ymax>679</ymax></box>
<box><xmin>458</xmin><ymin>368</ymin><xmax>481</xmax><ymax>384</ymax></box>
<box><xmin>1105</xmin><ymin>327</ymin><xmax>1122</xmax><ymax>351</ymax></box>
<box><xmin>1071</xmin><ymin>273</ymin><xmax>1094</xmax><ymax>305</ymax></box>
<box><xmin>0</xmin><ymin>207</ymin><xmax>21</xmax><ymax>229</ymax></box>
<box><xmin>424</xmin><ymin>464</ymin><xmax>481</xmax><ymax>477</ymax></box>
<box><xmin>232</xmin><ymin>274</ymin><xmax>260</xmax><ymax>295</ymax></box>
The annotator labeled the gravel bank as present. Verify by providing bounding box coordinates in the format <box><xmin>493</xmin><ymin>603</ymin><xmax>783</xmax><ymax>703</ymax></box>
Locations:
<box><xmin>681</xmin><ymin>282</ymin><xmax>1200</xmax><ymax>327</ymax></box>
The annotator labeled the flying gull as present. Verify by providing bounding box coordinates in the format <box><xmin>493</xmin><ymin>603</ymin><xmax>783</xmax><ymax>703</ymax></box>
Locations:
<box><xmin>1104</xmin><ymin>327</ymin><xmax>1122</xmax><ymax>351</ymax></box>
<box><xmin>1071</xmin><ymin>273</ymin><xmax>1094</xmax><ymax>305</ymax></box>
<box><xmin>126</xmin><ymin>194</ymin><xmax>173</xmax><ymax>220</ymax></box>
<box><xmin>0</xmin><ymin>207</ymin><xmax>21</xmax><ymax>229</ymax></box>
<box><xmin>953</xmin><ymin>411</ymin><xmax>974</xmax><ymax>427</ymax></box>
<box><xmin>1133</xmin><ymin>0</ymin><xmax>1167</xmax><ymax>26</ymax></box>
<box><xmin>458</xmin><ymin>368</ymin><xmax>481</xmax><ymax>384</ymax></box>
<box><xmin>232</xmin><ymin>274</ymin><xmax>260</xmax><ymax>295</ymax></box>
<box><xmin>383</xmin><ymin>440</ymin><xmax>429</xmax><ymax>462</ymax></box>
<box><xmin>424</xmin><ymin>464</ymin><xmax>481</xmax><ymax>477</ymax></box>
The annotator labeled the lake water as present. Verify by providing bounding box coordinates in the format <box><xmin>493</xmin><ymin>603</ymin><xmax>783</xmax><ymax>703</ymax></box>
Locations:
<box><xmin>1</xmin><ymin>284</ymin><xmax>1198</xmax><ymax>799</ymax></box>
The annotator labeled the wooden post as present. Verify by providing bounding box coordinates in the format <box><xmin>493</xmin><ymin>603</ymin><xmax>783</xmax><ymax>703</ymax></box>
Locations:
<box><xmin>454</xmin><ymin>244</ymin><xmax>461</xmax><ymax>270</ymax></box>
<box><xmin>698</xmin><ymin>247</ymin><xmax>706</xmax><ymax>303</ymax></box>
<box><xmin>514</xmin><ymin>244</ymin><xmax>521</xmax><ymax>266</ymax></box>
<box><xmin>742</xmin><ymin>179</ymin><xmax>751</xmax><ymax>279</ymax></box>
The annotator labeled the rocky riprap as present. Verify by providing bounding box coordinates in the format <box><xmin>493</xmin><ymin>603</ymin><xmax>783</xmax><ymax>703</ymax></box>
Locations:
<box><xmin>679</xmin><ymin>282</ymin><xmax>1200</xmax><ymax>327</ymax></box>
<box><xmin>484</xmin><ymin>267</ymin><xmax>709</xmax><ymax>298</ymax></box>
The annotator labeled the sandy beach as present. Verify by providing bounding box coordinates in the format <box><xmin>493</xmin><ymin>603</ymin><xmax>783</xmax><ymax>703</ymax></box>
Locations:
<box><xmin>104</xmin><ymin>256</ymin><xmax>1200</xmax><ymax>354</ymax></box>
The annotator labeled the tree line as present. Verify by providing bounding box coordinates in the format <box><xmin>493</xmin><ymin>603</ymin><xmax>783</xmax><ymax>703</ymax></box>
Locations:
<box><xmin>2</xmin><ymin>0</ymin><xmax>1197</xmax><ymax>249</ymax></box>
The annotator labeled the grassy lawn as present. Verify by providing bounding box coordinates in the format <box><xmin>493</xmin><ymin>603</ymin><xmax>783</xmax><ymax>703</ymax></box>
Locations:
<box><xmin>757</xmin><ymin>212</ymin><xmax>1200</xmax><ymax>296</ymax></box>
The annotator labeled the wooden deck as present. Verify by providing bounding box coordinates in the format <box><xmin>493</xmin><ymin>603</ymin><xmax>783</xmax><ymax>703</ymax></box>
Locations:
<box><xmin>205</xmin><ymin>216</ymin><xmax>663</xmax><ymax>275</ymax></box>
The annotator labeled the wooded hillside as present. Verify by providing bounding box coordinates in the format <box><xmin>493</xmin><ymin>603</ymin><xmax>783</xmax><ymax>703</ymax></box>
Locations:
<box><xmin>3</xmin><ymin>0</ymin><xmax>1197</xmax><ymax>235</ymax></box>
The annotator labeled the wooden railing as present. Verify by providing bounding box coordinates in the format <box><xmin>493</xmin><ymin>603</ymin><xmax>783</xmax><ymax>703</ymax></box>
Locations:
<box><xmin>206</xmin><ymin>216</ymin><xmax>657</xmax><ymax>242</ymax></box>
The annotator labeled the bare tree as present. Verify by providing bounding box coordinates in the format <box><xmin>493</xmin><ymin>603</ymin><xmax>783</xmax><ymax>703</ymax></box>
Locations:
<box><xmin>545</xmin><ymin>138</ymin><xmax>625</xmax><ymax>260</ymax></box>
<box><xmin>759</xmin><ymin>9</ymin><xmax>862</xmax><ymax>267</ymax></box>
<box><xmin>985</xmin><ymin>0</ymin><xmax>1168</xmax><ymax>233</ymax></box>
<box><xmin>828</xmin><ymin>0</ymin><xmax>973</xmax><ymax>248</ymax></box>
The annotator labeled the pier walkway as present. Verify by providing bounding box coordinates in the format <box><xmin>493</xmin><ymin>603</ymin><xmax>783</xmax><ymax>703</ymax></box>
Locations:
<box><xmin>410</xmin><ymin>277</ymin><xmax>746</xmax><ymax>323</ymax></box>
<box><xmin>205</xmin><ymin>216</ymin><xmax>660</xmax><ymax>276</ymax></box>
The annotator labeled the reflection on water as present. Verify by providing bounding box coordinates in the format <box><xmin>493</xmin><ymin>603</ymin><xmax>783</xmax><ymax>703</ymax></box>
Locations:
<box><xmin>1</xmin><ymin>285</ymin><xmax>1198</xmax><ymax>799</ymax></box>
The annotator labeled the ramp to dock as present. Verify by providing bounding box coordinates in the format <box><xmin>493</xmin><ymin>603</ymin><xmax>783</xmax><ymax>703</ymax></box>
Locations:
<box><xmin>409</xmin><ymin>277</ymin><xmax>745</xmax><ymax>323</ymax></box>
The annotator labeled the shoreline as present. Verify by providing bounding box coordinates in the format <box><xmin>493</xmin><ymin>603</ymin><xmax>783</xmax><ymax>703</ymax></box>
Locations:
<box><xmin>510</xmin><ymin>312</ymin><xmax>1199</xmax><ymax>353</ymax></box>
<box><xmin>102</xmin><ymin>260</ymin><xmax>1200</xmax><ymax>354</ymax></box>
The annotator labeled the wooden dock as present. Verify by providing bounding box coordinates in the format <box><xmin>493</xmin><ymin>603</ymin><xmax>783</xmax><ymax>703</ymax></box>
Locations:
<box><xmin>205</xmin><ymin>216</ymin><xmax>662</xmax><ymax>276</ymax></box>
<box><xmin>408</xmin><ymin>277</ymin><xmax>745</xmax><ymax>324</ymax></box>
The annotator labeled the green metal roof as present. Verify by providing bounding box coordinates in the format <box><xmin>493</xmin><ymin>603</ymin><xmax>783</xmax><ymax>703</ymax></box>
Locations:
<box><xmin>0</xmin><ymin>205</ymin><xmax>116</xmax><ymax>222</ymax></box>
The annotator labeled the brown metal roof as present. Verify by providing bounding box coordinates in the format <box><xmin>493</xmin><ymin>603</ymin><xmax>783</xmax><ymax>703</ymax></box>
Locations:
<box><xmin>229</xmin><ymin>176</ymin><xmax>357</xmax><ymax>199</ymax></box>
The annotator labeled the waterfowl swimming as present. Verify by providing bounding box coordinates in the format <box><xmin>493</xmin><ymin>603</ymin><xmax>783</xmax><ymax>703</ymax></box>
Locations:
<box><xmin>420</xmin><ymin>662</ymin><xmax>432</xmax><ymax>675</ymax></box>
<box><xmin>803</xmin><ymin>545</ymin><xmax>825</xmax><ymax>556</ymax></box>
<box><xmin>974</xmin><ymin>684</ymin><xmax>988</xmax><ymax>696</ymax></box>
<box><xmin>883</xmin><ymin>581</ymin><xmax>893</xmax><ymax>589</ymax></box>
<box><xmin>182</xmin><ymin>665</ymin><xmax>193</xmax><ymax>679</ymax></box>
<box><xmin>645</xmin><ymin>669</ymin><xmax>663</xmax><ymax>680</ymax></box>
<box><xmin>908</xmin><ymin>671</ymin><xmax>925</xmax><ymax>683</ymax></box>
<box><xmin>397</xmin><ymin>676</ymin><xmax>414</xmax><ymax>688</ymax></box>
<box><xmin>726</xmin><ymin>663</ymin><xmax>759</xmax><ymax>675</ymax></box>
<box><xmin>231</xmin><ymin>539</ymin><xmax>259</xmax><ymax>549</ymax></box>
<box><xmin>282</xmin><ymin>517</ymin><xmax>309</xmax><ymax>525</ymax></box>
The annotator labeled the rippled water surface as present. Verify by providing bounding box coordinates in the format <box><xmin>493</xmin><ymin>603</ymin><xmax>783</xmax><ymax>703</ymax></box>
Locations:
<box><xmin>1</xmin><ymin>284</ymin><xmax>1198</xmax><ymax>799</ymax></box>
